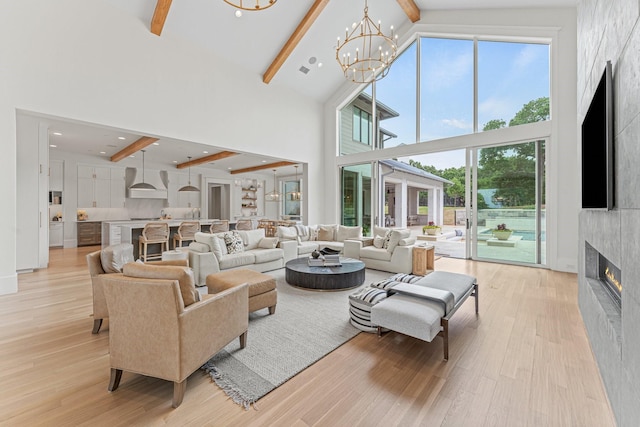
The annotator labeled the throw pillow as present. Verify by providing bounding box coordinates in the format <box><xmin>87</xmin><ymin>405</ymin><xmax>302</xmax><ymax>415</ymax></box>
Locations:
<box><xmin>369</xmin><ymin>279</ymin><xmax>401</xmax><ymax>290</ymax></box>
<box><xmin>386</xmin><ymin>229</ymin><xmax>411</xmax><ymax>253</ymax></box>
<box><xmin>308</xmin><ymin>225</ymin><xmax>319</xmax><ymax>241</ymax></box>
<box><xmin>373</xmin><ymin>226</ymin><xmax>391</xmax><ymax>238</ymax></box>
<box><xmin>382</xmin><ymin>231</ymin><xmax>392</xmax><ymax>250</ymax></box>
<box><xmin>336</xmin><ymin>225</ymin><xmax>363</xmax><ymax>242</ymax></box>
<box><xmin>389</xmin><ymin>273</ymin><xmax>422</xmax><ymax>284</ymax></box>
<box><xmin>455</xmin><ymin>229</ymin><xmax>463</xmax><ymax>237</ymax></box>
<box><xmin>238</xmin><ymin>229</ymin><xmax>265</xmax><ymax>250</ymax></box>
<box><xmin>373</xmin><ymin>235</ymin><xmax>385</xmax><ymax>249</ymax></box>
<box><xmin>100</xmin><ymin>243</ymin><xmax>134</xmax><ymax>273</ymax></box>
<box><xmin>398</xmin><ymin>236</ymin><xmax>416</xmax><ymax>246</ymax></box>
<box><xmin>318</xmin><ymin>225</ymin><xmax>336</xmax><ymax>241</ymax></box>
<box><xmin>258</xmin><ymin>237</ymin><xmax>279</xmax><ymax>249</ymax></box>
<box><xmin>194</xmin><ymin>232</ymin><xmax>225</xmax><ymax>259</ymax></box>
<box><xmin>224</xmin><ymin>231</ymin><xmax>244</xmax><ymax>254</ymax></box>
<box><xmin>276</xmin><ymin>226</ymin><xmax>298</xmax><ymax>240</ymax></box>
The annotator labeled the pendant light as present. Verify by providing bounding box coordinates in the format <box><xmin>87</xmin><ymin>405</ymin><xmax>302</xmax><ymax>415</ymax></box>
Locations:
<box><xmin>287</xmin><ymin>165</ymin><xmax>302</xmax><ymax>201</ymax></box>
<box><xmin>265</xmin><ymin>169</ymin><xmax>281</xmax><ymax>202</ymax></box>
<box><xmin>129</xmin><ymin>149</ymin><xmax>156</xmax><ymax>190</ymax></box>
<box><xmin>179</xmin><ymin>156</ymin><xmax>200</xmax><ymax>192</ymax></box>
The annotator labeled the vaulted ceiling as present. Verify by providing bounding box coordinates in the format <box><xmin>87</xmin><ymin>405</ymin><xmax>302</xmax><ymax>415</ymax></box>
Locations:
<box><xmin>45</xmin><ymin>0</ymin><xmax>576</xmax><ymax>176</ymax></box>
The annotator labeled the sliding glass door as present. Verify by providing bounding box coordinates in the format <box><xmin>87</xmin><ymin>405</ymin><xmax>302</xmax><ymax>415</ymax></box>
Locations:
<box><xmin>341</xmin><ymin>163</ymin><xmax>373</xmax><ymax>236</ymax></box>
<box><xmin>471</xmin><ymin>140</ymin><xmax>546</xmax><ymax>265</ymax></box>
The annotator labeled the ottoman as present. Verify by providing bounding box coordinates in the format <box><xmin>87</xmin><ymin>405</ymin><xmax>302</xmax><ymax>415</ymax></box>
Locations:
<box><xmin>206</xmin><ymin>269</ymin><xmax>277</xmax><ymax>315</ymax></box>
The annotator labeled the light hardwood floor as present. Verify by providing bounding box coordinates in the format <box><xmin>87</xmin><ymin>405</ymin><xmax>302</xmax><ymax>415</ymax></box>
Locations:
<box><xmin>0</xmin><ymin>247</ymin><xmax>616</xmax><ymax>426</ymax></box>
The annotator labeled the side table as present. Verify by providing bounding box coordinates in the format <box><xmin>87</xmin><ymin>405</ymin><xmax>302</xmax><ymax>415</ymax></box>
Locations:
<box><xmin>412</xmin><ymin>244</ymin><xmax>435</xmax><ymax>276</ymax></box>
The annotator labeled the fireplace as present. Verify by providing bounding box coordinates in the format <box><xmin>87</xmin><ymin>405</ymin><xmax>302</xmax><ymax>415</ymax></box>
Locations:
<box><xmin>585</xmin><ymin>242</ymin><xmax>622</xmax><ymax>310</ymax></box>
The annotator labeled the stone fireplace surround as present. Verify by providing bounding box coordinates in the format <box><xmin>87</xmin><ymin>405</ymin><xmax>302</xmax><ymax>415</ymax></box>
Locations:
<box><xmin>577</xmin><ymin>2</ymin><xmax>640</xmax><ymax>425</ymax></box>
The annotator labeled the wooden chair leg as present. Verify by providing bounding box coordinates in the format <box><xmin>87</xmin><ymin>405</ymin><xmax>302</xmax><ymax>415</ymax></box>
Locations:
<box><xmin>172</xmin><ymin>380</ymin><xmax>186</xmax><ymax>408</ymax></box>
<box><xmin>92</xmin><ymin>318</ymin><xmax>103</xmax><ymax>334</ymax></box>
<box><xmin>268</xmin><ymin>305</ymin><xmax>276</xmax><ymax>315</ymax></box>
<box><xmin>108</xmin><ymin>368</ymin><xmax>123</xmax><ymax>392</ymax></box>
<box><xmin>239</xmin><ymin>331</ymin><xmax>247</xmax><ymax>349</ymax></box>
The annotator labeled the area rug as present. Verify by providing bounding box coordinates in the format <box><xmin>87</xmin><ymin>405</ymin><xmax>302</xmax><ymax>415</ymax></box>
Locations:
<box><xmin>201</xmin><ymin>268</ymin><xmax>390</xmax><ymax>409</ymax></box>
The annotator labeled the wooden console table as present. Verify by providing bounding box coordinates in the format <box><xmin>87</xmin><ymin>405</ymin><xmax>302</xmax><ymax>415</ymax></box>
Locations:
<box><xmin>412</xmin><ymin>244</ymin><xmax>435</xmax><ymax>276</ymax></box>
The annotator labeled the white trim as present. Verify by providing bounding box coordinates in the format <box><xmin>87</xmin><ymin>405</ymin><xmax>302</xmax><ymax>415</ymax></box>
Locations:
<box><xmin>0</xmin><ymin>273</ymin><xmax>18</xmax><ymax>295</ymax></box>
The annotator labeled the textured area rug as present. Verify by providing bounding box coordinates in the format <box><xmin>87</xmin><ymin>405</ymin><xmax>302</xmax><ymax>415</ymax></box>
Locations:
<box><xmin>201</xmin><ymin>268</ymin><xmax>390</xmax><ymax>408</ymax></box>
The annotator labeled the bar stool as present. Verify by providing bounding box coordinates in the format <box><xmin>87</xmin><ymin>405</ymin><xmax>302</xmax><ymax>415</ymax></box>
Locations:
<box><xmin>209</xmin><ymin>220</ymin><xmax>229</xmax><ymax>233</ymax></box>
<box><xmin>138</xmin><ymin>222</ymin><xmax>170</xmax><ymax>261</ymax></box>
<box><xmin>235</xmin><ymin>219</ymin><xmax>254</xmax><ymax>230</ymax></box>
<box><xmin>173</xmin><ymin>221</ymin><xmax>200</xmax><ymax>249</ymax></box>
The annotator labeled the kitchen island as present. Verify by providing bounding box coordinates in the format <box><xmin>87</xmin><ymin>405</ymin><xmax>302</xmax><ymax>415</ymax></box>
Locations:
<box><xmin>102</xmin><ymin>219</ymin><xmax>217</xmax><ymax>258</ymax></box>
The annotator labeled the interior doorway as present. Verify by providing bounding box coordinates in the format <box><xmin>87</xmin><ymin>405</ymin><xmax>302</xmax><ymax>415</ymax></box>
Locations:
<box><xmin>208</xmin><ymin>183</ymin><xmax>230</xmax><ymax>220</ymax></box>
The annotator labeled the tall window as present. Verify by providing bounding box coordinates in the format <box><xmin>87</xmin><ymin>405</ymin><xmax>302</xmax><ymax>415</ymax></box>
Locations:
<box><xmin>338</xmin><ymin>36</ymin><xmax>550</xmax><ymax>154</ymax></box>
<box><xmin>352</xmin><ymin>107</ymin><xmax>372</xmax><ymax>145</ymax></box>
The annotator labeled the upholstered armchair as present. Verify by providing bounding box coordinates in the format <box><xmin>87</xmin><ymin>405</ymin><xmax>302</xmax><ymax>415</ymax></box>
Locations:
<box><xmin>101</xmin><ymin>263</ymin><xmax>248</xmax><ymax>408</ymax></box>
<box><xmin>86</xmin><ymin>244</ymin><xmax>189</xmax><ymax>334</ymax></box>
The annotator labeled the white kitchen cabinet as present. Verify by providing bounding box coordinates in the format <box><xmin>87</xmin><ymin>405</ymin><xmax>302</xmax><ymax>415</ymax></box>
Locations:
<box><xmin>77</xmin><ymin>165</ymin><xmax>114</xmax><ymax>208</ymax></box>
<box><xmin>49</xmin><ymin>160</ymin><xmax>64</xmax><ymax>191</ymax></box>
<box><xmin>49</xmin><ymin>222</ymin><xmax>63</xmax><ymax>247</ymax></box>
<box><xmin>110</xmin><ymin>168</ymin><xmax>126</xmax><ymax>208</ymax></box>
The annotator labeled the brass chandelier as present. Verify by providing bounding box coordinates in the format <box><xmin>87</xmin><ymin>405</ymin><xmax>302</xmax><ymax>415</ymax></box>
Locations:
<box><xmin>223</xmin><ymin>0</ymin><xmax>277</xmax><ymax>11</ymax></box>
<box><xmin>335</xmin><ymin>0</ymin><xmax>398</xmax><ymax>84</ymax></box>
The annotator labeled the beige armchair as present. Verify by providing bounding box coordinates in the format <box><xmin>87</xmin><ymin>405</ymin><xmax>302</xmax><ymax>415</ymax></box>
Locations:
<box><xmin>101</xmin><ymin>263</ymin><xmax>248</xmax><ymax>408</ymax></box>
<box><xmin>87</xmin><ymin>246</ymin><xmax>189</xmax><ymax>334</ymax></box>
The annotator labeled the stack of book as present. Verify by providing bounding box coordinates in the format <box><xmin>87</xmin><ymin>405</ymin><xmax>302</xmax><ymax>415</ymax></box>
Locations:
<box><xmin>324</xmin><ymin>254</ymin><xmax>341</xmax><ymax>267</ymax></box>
<box><xmin>308</xmin><ymin>255</ymin><xmax>325</xmax><ymax>266</ymax></box>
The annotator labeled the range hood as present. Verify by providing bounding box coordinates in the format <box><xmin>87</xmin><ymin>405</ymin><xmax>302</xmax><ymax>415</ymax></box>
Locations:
<box><xmin>126</xmin><ymin>167</ymin><xmax>168</xmax><ymax>199</ymax></box>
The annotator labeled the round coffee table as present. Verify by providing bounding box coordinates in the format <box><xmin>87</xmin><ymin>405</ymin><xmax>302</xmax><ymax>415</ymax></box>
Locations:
<box><xmin>285</xmin><ymin>257</ymin><xmax>365</xmax><ymax>291</ymax></box>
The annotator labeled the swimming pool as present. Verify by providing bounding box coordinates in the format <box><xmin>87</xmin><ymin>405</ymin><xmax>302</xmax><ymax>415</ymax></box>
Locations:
<box><xmin>478</xmin><ymin>230</ymin><xmax>545</xmax><ymax>241</ymax></box>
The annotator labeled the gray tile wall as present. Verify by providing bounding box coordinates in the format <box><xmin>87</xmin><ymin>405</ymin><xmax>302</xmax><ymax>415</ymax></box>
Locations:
<box><xmin>578</xmin><ymin>0</ymin><xmax>640</xmax><ymax>425</ymax></box>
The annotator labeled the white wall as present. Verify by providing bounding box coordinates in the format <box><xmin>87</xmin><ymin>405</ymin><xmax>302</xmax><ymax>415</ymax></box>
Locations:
<box><xmin>1</xmin><ymin>0</ymin><xmax>324</xmax><ymax>294</ymax></box>
<box><xmin>324</xmin><ymin>7</ymin><xmax>578</xmax><ymax>273</ymax></box>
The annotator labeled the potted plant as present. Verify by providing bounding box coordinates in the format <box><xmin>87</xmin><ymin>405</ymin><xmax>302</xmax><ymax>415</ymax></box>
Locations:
<box><xmin>492</xmin><ymin>223</ymin><xmax>513</xmax><ymax>240</ymax></box>
<box><xmin>422</xmin><ymin>221</ymin><xmax>441</xmax><ymax>236</ymax></box>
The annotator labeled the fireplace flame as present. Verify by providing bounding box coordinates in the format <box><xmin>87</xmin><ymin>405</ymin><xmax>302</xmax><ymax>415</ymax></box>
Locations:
<box><xmin>604</xmin><ymin>267</ymin><xmax>622</xmax><ymax>293</ymax></box>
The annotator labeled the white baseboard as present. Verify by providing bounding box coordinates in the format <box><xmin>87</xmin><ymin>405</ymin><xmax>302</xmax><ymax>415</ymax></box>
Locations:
<box><xmin>64</xmin><ymin>239</ymin><xmax>77</xmax><ymax>248</ymax></box>
<box><xmin>0</xmin><ymin>273</ymin><xmax>18</xmax><ymax>295</ymax></box>
<box><xmin>551</xmin><ymin>256</ymin><xmax>577</xmax><ymax>273</ymax></box>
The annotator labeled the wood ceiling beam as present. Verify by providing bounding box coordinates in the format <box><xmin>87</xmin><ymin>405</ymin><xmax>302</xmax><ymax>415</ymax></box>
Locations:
<box><xmin>151</xmin><ymin>0</ymin><xmax>173</xmax><ymax>36</ymax></box>
<box><xmin>263</xmin><ymin>0</ymin><xmax>330</xmax><ymax>84</ymax></box>
<box><xmin>231</xmin><ymin>161</ymin><xmax>295</xmax><ymax>175</ymax></box>
<box><xmin>110</xmin><ymin>137</ymin><xmax>159</xmax><ymax>162</ymax></box>
<box><xmin>176</xmin><ymin>151</ymin><xmax>239</xmax><ymax>169</ymax></box>
<box><xmin>396</xmin><ymin>0</ymin><xmax>420</xmax><ymax>23</ymax></box>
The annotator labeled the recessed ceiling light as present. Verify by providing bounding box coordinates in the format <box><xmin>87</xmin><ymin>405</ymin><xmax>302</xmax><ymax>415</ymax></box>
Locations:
<box><xmin>235</xmin><ymin>10</ymin><xmax>242</xmax><ymax>18</ymax></box>
<box><xmin>153</xmin><ymin>142</ymin><xmax>159</xmax><ymax>146</ymax></box>
<box><xmin>309</xmin><ymin>57</ymin><xmax>317</xmax><ymax>65</ymax></box>
<box><xmin>129</xmin><ymin>155</ymin><xmax>135</xmax><ymax>158</ymax></box>
<box><xmin>318</xmin><ymin>62</ymin><xmax>323</xmax><ymax>68</ymax></box>
<box><xmin>203</xmin><ymin>151</ymin><xmax>209</xmax><ymax>154</ymax></box>
<box><xmin>173</xmin><ymin>160</ymin><xmax>178</xmax><ymax>163</ymax></box>
<box><xmin>49</xmin><ymin>144</ymin><xmax>57</xmax><ymax>148</ymax></box>
<box><xmin>100</xmin><ymin>151</ymin><xmax>106</xmax><ymax>154</ymax></box>
<box><xmin>262</xmin><ymin>160</ymin><xmax>267</xmax><ymax>163</ymax></box>
<box><xmin>228</xmin><ymin>167</ymin><xmax>232</xmax><ymax>170</ymax></box>
<box><xmin>107</xmin><ymin>144</ymin><xmax>117</xmax><ymax>148</ymax></box>
<box><xmin>118</xmin><ymin>137</ymin><xmax>126</xmax><ymax>140</ymax></box>
<box><xmin>52</xmin><ymin>132</ymin><xmax>62</xmax><ymax>136</ymax></box>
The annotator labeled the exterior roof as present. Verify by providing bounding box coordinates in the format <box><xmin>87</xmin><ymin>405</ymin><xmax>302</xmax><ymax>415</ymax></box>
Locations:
<box><xmin>357</xmin><ymin>93</ymin><xmax>400</xmax><ymax>120</ymax></box>
<box><xmin>380</xmin><ymin>159</ymin><xmax>453</xmax><ymax>185</ymax></box>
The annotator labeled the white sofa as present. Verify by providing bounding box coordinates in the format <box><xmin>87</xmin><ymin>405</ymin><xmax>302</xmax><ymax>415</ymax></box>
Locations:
<box><xmin>276</xmin><ymin>224</ymin><xmax>363</xmax><ymax>260</ymax></box>
<box><xmin>188</xmin><ymin>229</ymin><xmax>293</xmax><ymax>286</ymax></box>
<box><xmin>344</xmin><ymin>226</ymin><xmax>416</xmax><ymax>274</ymax></box>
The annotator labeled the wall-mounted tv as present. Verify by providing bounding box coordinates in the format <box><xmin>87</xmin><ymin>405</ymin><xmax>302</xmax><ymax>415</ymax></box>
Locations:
<box><xmin>582</xmin><ymin>60</ymin><xmax>614</xmax><ymax>210</ymax></box>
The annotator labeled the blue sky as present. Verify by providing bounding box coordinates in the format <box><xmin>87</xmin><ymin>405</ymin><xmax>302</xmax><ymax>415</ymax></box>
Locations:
<box><xmin>370</xmin><ymin>37</ymin><xmax>550</xmax><ymax>170</ymax></box>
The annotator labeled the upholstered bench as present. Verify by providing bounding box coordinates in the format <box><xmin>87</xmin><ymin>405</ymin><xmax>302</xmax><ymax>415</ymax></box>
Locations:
<box><xmin>206</xmin><ymin>269</ymin><xmax>277</xmax><ymax>315</ymax></box>
<box><xmin>370</xmin><ymin>271</ymin><xmax>478</xmax><ymax>360</ymax></box>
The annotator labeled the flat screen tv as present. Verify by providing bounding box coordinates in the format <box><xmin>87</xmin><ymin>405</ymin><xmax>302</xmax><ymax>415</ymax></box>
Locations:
<box><xmin>582</xmin><ymin>60</ymin><xmax>614</xmax><ymax>210</ymax></box>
